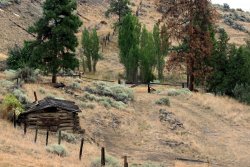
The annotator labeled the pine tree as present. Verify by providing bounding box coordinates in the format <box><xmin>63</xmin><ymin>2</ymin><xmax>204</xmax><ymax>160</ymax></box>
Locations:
<box><xmin>159</xmin><ymin>0</ymin><xmax>216</xmax><ymax>91</ymax></box>
<box><xmin>118</xmin><ymin>14</ymin><xmax>141</xmax><ymax>83</ymax></box>
<box><xmin>29</xmin><ymin>0</ymin><xmax>82</xmax><ymax>83</ymax></box>
<box><xmin>106</xmin><ymin>0</ymin><xmax>131</xmax><ymax>23</ymax></box>
<box><xmin>207</xmin><ymin>28</ymin><xmax>230</xmax><ymax>94</ymax></box>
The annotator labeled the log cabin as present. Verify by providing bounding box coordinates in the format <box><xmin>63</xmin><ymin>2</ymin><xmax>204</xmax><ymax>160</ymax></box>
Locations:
<box><xmin>18</xmin><ymin>97</ymin><xmax>83</xmax><ymax>133</ymax></box>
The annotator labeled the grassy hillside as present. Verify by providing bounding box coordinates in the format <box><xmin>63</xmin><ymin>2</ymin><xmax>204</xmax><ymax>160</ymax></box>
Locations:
<box><xmin>0</xmin><ymin>1</ymin><xmax>250</xmax><ymax>167</ymax></box>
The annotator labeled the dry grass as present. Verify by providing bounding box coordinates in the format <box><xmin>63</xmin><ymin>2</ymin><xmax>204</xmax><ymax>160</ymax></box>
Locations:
<box><xmin>0</xmin><ymin>119</ymin><xmax>99</xmax><ymax>167</ymax></box>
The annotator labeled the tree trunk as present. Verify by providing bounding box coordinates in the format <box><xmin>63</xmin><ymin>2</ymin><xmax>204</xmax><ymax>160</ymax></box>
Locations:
<box><xmin>93</xmin><ymin>61</ymin><xmax>97</xmax><ymax>73</ymax></box>
<box><xmin>188</xmin><ymin>61</ymin><xmax>194</xmax><ymax>91</ymax></box>
<box><xmin>52</xmin><ymin>73</ymin><xmax>57</xmax><ymax>83</ymax></box>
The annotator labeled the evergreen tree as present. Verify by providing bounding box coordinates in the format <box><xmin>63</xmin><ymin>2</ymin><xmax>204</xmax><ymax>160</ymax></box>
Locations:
<box><xmin>207</xmin><ymin>28</ymin><xmax>230</xmax><ymax>94</ymax></box>
<box><xmin>29</xmin><ymin>0</ymin><xmax>82</xmax><ymax>83</ymax></box>
<box><xmin>106</xmin><ymin>0</ymin><xmax>131</xmax><ymax>23</ymax></box>
<box><xmin>140</xmin><ymin>26</ymin><xmax>157</xmax><ymax>83</ymax></box>
<box><xmin>118</xmin><ymin>14</ymin><xmax>141</xmax><ymax>83</ymax></box>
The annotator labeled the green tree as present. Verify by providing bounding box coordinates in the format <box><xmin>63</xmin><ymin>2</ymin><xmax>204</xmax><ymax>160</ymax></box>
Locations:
<box><xmin>118</xmin><ymin>14</ymin><xmax>141</xmax><ymax>83</ymax></box>
<box><xmin>29</xmin><ymin>0</ymin><xmax>82</xmax><ymax>83</ymax></box>
<box><xmin>90</xmin><ymin>29</ymin><xmax>100</xmax><ymax>72</ymax></box>
<box><xmin>7</xmin><ymin>42</ymin><xmax>33</xmax><ymax>70</ymax></box>
<box><xmin>82</xmin><ymin>28</ymin><xmax>92</xmax><ymax>72</ymax></box>
<box><xmin>81</xmin><ymin>28</ymin><xmax>100</xmax><ymax>73</ymax></box>
<box><xmin>207</xmin><ymin>28</ymin><xmax>230</xmax><ymax>94</ymax></box>
<box><xmin>140</xmin><ymin>26</ymin><xmax>156</xmax><ymax>83</ymax></box>
<box><xmin>153</xmin><ymin>24</ymin><xmax>169</xmax><ymax>80</ymax></box>
<box><xmin>105</xmin><ymin>0</ymin><xmax>131</xmax><ymax>23</ymax></box>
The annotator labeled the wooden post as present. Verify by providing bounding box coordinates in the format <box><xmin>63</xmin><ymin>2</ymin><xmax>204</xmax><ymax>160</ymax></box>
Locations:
<box><xmin>79</xmin><ymin>138</ymin><xmax>84</xmax><ymax>160</ymax></box>
<box><xmin>101</xmin><ymin>147</ymin><xmax>105</xmax><ymax>166</ymax></box>
<box><xmin>16</xmin><ymin>78</ymin><xmax>19</xmax><ymax>88</ymax></box>
<box><xmin>124</xmin><ymin>156</ymin><xmax>128</xmax><ymax>167</ymax></box>
<box><xmin>58</xmin><ymin>130</ymin><xmax>61</xmax><ymax>145</ymax></box>
<box><xmin>148</xmin><ymin>83</ymin><xmax>150</xmax><ymax>93</ymax></box>
<box><xmin>13</xmin><ymin>112</ymin><xmax>16</xmax><ymax>128</ymax></box>
<box><xmin>24</xmin><ymin>122</ymin><xmax>27</xmax><ymax>135</ymax></box>
<box><xmin>34</xmin><ymin>127</ymin><xmax>38</xmax><ymax>143</ymax></box>
<box><xmin>46</xmin><ymin>129</ymin><xmax>49</xmax><ymax>146</ymax></box>
<box><xmin>34</xmin><ymin>91</ymin><xmax>38</xmax><ymax>102</ymax></box>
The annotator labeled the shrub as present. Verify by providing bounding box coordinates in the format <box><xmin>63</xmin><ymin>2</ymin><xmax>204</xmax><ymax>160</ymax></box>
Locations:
<box><xmin>79</xmin><ymin>102</ymin><xmax>95</xmax><ymax>109</ymax></box>
<box><xmin>17</xmin><ymin>67</ymin><xmax>40</xmax><ymax>83</ymax></box>
<box><xmin>233</xmin><ymin>84</ymin><xmax>250</xmax><ymax>104</ymax></box>
<box><xmin>91</xmin><ymin>155</ymin><xmax>120</xmax><ymax>167</ymax></box>
<box><xmin>85</xmin><ymin>82</ymin><xmax>134</xmax><ymax>103</ymax></box>
<box><xmin>131</xmin><ymin>163</ymin><xmax>164</xmax><ymax>167</ymax></box>
<box><xmin>6</xmin><ymin>42</ymin><xmax>33</xmax><ymax>70</ymax></box>
<box><xmin>166</xmin><ymin>88</ymin><xmax>191</xmax><ymax>96</ymax></box>
<box><xmin>69</xmin><ymin>82</ymin><xmax>81</xmax><ymax>90</ymax></box>
<box><xmin>56</xmin><ymin>131</ymin><xmax>77</xmax><ymax>144</ymax></box>
<box><xmin>4</xmin><ymin>69</ymin><xmax>17</xmax><ymax>80</ymax></box>
<box><xmin>13</xmin><ymin>89</ymin><xmax>29</xmax><ymax>104</ymax></box>
<box><xmin>84</xmin><ymin>93</ymin><xmax>126</xmax><ymax>110</ymax></box>
<box><xmin>46</xmin><ymin>144</ymin><xmax>68</xmax><ymax>157</ymax></box>
<box><xmin>38</xmin><ymin>87</ymin><xmax>46</xmax><ymax>94</ymax></box>
<box><xmin>0</xmin><ymin>80</ymin><xmax>14</xmax><ymax>94</ymax></box>
<box><xmin>0</xmin><ymin>94</ymin><xmax>24</xmax><ymax>120</ymax></box>
<box><xmin>155</xmin><ymin>97</ymin><xmax>170</xmax><ymax>106</ymax></box>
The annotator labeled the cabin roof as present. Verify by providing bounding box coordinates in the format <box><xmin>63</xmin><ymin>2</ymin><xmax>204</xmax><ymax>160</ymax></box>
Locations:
<box><xmin>21</xmin><ymin>97</ymin><xmax>81</xmax><ymax>115</ymax></box>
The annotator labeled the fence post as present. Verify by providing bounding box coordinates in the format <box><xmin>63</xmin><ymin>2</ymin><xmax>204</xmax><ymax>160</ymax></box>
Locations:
<box><xmin>148</xmin><ymin>83</ymin><xmax>150</xmax><ymax>93</ymax></box>
<box><xmin>124</xmin><ymin>156</ymin><xmax>128</xmax><ymax>167</ymax></box>
<box><xmin>58</xmin><ymin>130</ymin><xmax>61</xmax><ymax>145</ymax></box>
<box><xmin>101</xmin><ymin>147</ymin><xmax>105</xmax><ymax>166</ymax></box>
<box><xmin>46</xmin><ymin>128</ymin><xmax>49</xmax><ymax>146</ymax></box>
<box><xmin>34</xmin><ymin>127</ymin><xmax>38</xmax><ymax>143</ymax></box>
<box><xmin>34</xmin><ymin>91</ymin><xmax>38</xmax><ymax>102</ymax></box>
<box><xmin>13</xmin><ymin>112</ymin><xmax>16</xmax><ymax>128</ymax></box>
<box><xmin>24</xmin><ymin>122</ymin><xmax>27</xmax><ymax>135</ymax></box>
<box><xmin>79</xmin><ymin>138</ymin><xmax>84</xmax><ymax>160</ymax></box>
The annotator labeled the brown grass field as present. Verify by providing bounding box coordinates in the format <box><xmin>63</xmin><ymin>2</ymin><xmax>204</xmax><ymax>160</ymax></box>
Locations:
<box><xmin>0</xmin><ymin>0</ymin><xmax>250</xmax><ymax>166</ymax></box>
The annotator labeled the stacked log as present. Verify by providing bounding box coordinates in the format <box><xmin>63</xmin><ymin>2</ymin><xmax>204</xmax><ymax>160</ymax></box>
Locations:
<box><xmin>20</xmin><ymin>109</ymin><xmax>82</xmax><ymax>132</ymax></box>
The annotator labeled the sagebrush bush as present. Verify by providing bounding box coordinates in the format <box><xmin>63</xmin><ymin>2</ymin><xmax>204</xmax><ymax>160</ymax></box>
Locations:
<box><xmin>46</xmin><ymin>144</ymin><xmax>68</xmax><ymax>157</ymax></box>
<box><xmin>57</xmin><ymin>131</ymin><xmax>77</xmax><ymax>144</ymax></box>
<box><xmin>38</xmin><ymin>87</ymin><xmax>46</xmax><ymax>94</ymax></box>
<box><xmin>155</xmin><ymin>97</ymin><xmax>170</xmax><ymax>106</ymax></box>
<box><xmin>83</xmin><ymin>93</ymin><xmax>126</xmax><ymax>110</ymax></box>
<box><xmin>233</xmin><ymin>84</ymin><xmax>250</xmax><ymax>104</ymax></box>
<box><xmin>91</xmin><ymin>155</ymin><xmax>120</xmax><ymax>167</ymax></box>
<box><xmin>85</xmin><ymin>82</ymin><xmax>134</xmax><ymax>103</ymax></box>
<box><xmin>0</xmin><ymin>79</ymin><xmax>14</xmax><ymax>94</ymax></box>
<box><xmin>4</xmin><ymin>69</ymin><xmax>17</xmax><ymax>80</ymax></box>
<box><xmin>17</xmin><ymin>67</ymin><xmax>40</xmax><ymax>83</ymax></box>
<box><xmin>69</xmin><ymin>82</ymin><xmax>81</xmax><ymax>90</ymax></box>
<box><xmin>131</xmin><ymin>163</ymin><xmax>164</xmax><ymax>167</ymax></box>
<box><xmin>79</xmin><ymin>102</ymin><xmax>95</xmax><ymax>109</ymax></box>
<box><xmin>13</xmin><ymin>89</ymin><xmax>29</xmax><ymax>104</ymax></box>
<box><xmin>166</xmin><ymin>88</ymin><xmax>191</xmax><ymax>96</ymax></box>
<box><xmin>0</xmin><ymin>94</ymin><xmax>24</xmax><ymax>120</ymax></box>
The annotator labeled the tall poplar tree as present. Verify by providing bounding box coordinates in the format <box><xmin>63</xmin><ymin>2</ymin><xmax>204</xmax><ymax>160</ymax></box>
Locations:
<box><xmin>118</xmin><ymin>14</ymin><xmax>141</xmax><ymax>83</ymax></box>
<box><xmin>29</xmin><ymin>0</ymin><xmax>82</xmax><ymax>83</ymax></box>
